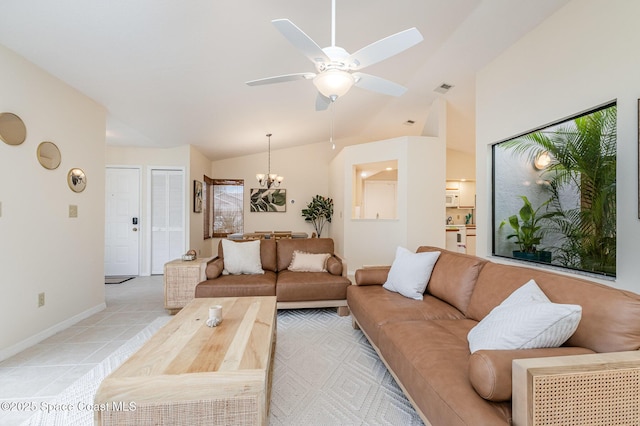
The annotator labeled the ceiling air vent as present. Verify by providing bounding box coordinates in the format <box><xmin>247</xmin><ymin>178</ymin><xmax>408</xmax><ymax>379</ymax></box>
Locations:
<box><xmin>434</xmin><ymin>83</ymin><xmax>454</xmax><ymax>94</ymax></box>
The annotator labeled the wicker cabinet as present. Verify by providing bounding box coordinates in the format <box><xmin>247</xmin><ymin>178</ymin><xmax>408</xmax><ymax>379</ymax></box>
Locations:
<box><xmin>163</xmin><ymin>257</ymin><xmax>210</xmax><ymax>314</ymax></box>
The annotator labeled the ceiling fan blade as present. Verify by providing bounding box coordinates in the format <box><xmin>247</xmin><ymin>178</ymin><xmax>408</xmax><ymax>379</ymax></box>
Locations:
<box><xmin>315</xmin><ymin>93</ymin><xmax>331</xmax><ymax>111</ymax></box>
<box><xmin>348</xmin><ymin>27</ymin><xmax>423</xmax><ymax>70</ymax></box>
<box><xmin>353</xmin><ymin>72</ymin><xmax>407</xmax><ymax>97</ymax></box>
<box><xmin>246</xmin><ymin>72</ymin><xmax>315</xmax><ymax>86</ymax></box>
<box><xmin>272</xmin><ymin>19</ymin><xmax>330</xmax><ymax>65</ymax></box>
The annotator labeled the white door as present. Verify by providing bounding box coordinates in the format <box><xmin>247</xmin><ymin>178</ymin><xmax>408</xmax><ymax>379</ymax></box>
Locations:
<box><xmin>105</xmin><ymin>167</ymin><xmax>140</xmax><ymax>276</ymax></box>
<box><xmin>363</xmin><ymin>181</ymin><xmax>397</xmax><ymax>219</ymax></box>
<box><xmin>151</xmin><ymin>169</ymin><xmax>185</xmax><ymax>274</ymax></box>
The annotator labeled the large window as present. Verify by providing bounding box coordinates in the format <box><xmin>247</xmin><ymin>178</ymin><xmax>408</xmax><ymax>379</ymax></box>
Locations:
<box><xmin>203</xmin><ymin>177</ymin><xmax>244</xmax><ymax>238</ymax></box>
<box><xmin>492</xmin><ymin>102</ymin><xmax>616</xmax><ymax>277</ymax></box>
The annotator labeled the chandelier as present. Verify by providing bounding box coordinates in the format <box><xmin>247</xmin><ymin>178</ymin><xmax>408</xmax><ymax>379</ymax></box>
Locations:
<box><xmin>256</xmin><ymin>133</ymin><xmax>283</xmax><ymax>188</ymax></box>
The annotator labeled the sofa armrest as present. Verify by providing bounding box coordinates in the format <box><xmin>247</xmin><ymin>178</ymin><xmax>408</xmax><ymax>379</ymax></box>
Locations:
<box><xmin>354</xmin><ymin>266</ymin><xmax>390</xmax><ymax>286</ymax></box>
<box><xmin>327</xmin><ymin>253</ymin><xmax>348</xmax><ymax>277</ymax></box>
<box><xmin>205</xmin><ymin>257</ymin><xmax>224</xmax><ymax>279</ymax></box>
<box><xmin>512</xmin><ymin>350</ymin><xmax>640</xmax><ymax>426</ymax></box>
<box><xmin>469</xmin><ymin>347</ymin><xmax>594</xmax><ymax>402</ymax></box>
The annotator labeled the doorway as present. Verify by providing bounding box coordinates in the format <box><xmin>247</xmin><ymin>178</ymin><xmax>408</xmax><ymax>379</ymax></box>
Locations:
<box><xmin>150</xmin><ymin>168</ymin><xmax>185</xmax><ymax>274</ymax></box>
<box><xmin>105</xmin><ymin>167</ymin><xmax>141</xmax><ymax>276</ymax></box>
<box><xmin>363</xmin><ymin>180</ymin><xmax>398</xmax><ymax>219</ymax></box>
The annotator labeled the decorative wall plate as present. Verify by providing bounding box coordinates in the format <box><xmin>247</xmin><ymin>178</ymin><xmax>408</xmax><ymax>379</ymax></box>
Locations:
<box><xmin>0</xmin><ymin>112</ymin><xmax>27</xmax><ymax>146</ymax></box>
<box><xmin>67</xmin><ymin>168</ymin><xmax>87</xmax><ymax>192</ymax></box>
<box><xmin>37</xmin><ymin>141</ymin><xmax>62</xmax><ymax>169</ymax></box>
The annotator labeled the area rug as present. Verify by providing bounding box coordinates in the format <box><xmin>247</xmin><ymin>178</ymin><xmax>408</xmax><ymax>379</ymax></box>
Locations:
<box><xmin>270</xmin><ymin>309</ymin><xmax>423</xmax><ymax>425</ymax></box>
<box><xmin>104</xmin><ymin>276</ymin><xmax>135</xmax><ymax>284</ymax></box>
<box><xmin>21</xmin><ymin>309</ymin><xmax>423</xmax><ymax>425</ymax></box>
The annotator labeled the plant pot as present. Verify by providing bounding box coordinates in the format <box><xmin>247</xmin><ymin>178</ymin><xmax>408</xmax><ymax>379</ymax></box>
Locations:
<box><xmin>513</xmin><ymin>250</ymin><xmax>552</xmax><ymax>263</ymax></box>
<box><xmin>536</xmin><ymin>250</ymin><xmax>552</xmax><ymax>263</ymax></box>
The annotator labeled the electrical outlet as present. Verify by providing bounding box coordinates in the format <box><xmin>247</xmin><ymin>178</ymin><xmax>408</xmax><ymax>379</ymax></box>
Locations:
<box><xmin>69</xmin><ymin>205</ymin><xmax>78</xmax><ymax>218</ymax></box>
<box><xmin>38</xmin><ymin>292</ymin><xmax>45</xmax><ymax>307</ymax></box>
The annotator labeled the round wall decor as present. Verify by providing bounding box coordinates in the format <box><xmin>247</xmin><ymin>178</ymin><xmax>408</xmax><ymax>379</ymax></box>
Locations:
<box><xmin>37</xmin><ymin>141</ymin><xmax>62</xmax><ymax>170</ymax></box>
<box><xmin>0</xmin><ymin>112</ymin><xmax>27</xmax><ymax>146</ymax></box>
<box><xmin>67</xmin><ymin>168</ymin><xmax>87</xmax><ymax>192</ymax></box>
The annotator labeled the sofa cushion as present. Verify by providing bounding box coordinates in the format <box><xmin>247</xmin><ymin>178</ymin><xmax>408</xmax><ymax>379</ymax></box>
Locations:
<box><xmin>276</xmin><ymin>238</ymin><xmax>335</xmax><ymax>271</ymax></box>
<box><xmin>468</xmin><ymin>280</ymin><xmax>582</xmax><ymax>353</ymax></box>
<box><xmin>467</xmin><ymin>262</ymin><xmax>640</xmax><ymax>353</ymax></box>
<box><xmin>288</xmin><ymin>250</ymin><xmax>330</xmax><ymax>272</ymax></box>
<box><xmin>383</xmin><ymin>247</ymin><xmax>440</xmax><ymax>300</ymax></box>
<box><xmin>275</xmin><ymin>270</ymin><xmax>351</xmax><ymax>302</ymax></box>
<box><xmin>468</xmin><ymin>347</ymin><xmax>595</xmax><ymax>402</ymax></box>
<box><xmin>417</xmin><ymin>247</ymin><xmax>487</xmax><ymax>315</ymax></box>
<box><xmin>195</xmin><ymin>271</ymin><xmax>277</xmax><ymax>298</ymax></box>
<box><xmin>220</xmin><ymin>239</ymin><xmax>264</xmax><ymax>275</ymax></box>
<box><xmin>377</xmin><ymin>319</ymin><xmax>511</xmax><ymax>426</ymax></box>
<box><xmin>347</xmin><ymin>284</ymin><xmax>465</xmax><ymax>347</ymax></box>
<box><xmin>218</xmin><ymin>238</ymin><xmax>277</xmax><ymax>272</ymax></box>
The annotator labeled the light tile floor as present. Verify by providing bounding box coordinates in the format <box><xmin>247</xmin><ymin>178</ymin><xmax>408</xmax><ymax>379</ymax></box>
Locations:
<box><xmin>0</xmin><ymin>276</ymin><xmax>169</xmax><ymax>425</ymax></box>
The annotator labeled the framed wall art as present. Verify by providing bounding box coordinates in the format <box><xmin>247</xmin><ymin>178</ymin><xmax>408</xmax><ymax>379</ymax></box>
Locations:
<box><xmin>194</xmin><ymin>180</ymin><xmax>203</xmax><ymax>213</ymax></box>
<box><xmin>250</xmin><ymin>188</ymin><xmax>286</xmax><ymax>212</ymax></box>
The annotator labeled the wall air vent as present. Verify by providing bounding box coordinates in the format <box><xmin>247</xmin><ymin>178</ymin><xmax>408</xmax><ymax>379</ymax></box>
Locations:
<box><xmin>434</xmin><ymin>83</ymin><xmax>454</xmax><ymax>94</ymax></box>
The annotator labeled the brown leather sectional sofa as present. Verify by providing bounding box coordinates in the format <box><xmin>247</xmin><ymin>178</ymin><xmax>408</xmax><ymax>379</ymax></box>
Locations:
<box><xmin>196</xmin><ymin>238</ymin><xmax>352</xmax><ymax>315</ymax></box>
<box><xmin>348</xmin><ymin>246</ymin><xmax>640</xmax><ymax>425</ymax></box>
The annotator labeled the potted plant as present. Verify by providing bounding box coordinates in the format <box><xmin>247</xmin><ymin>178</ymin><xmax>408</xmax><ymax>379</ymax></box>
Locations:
<box><xmin>500</xmin><ymin>195</ymin><xmax>557</xmax><ymax>262</ymax></box>
<box><xmin>301</xmin><ymin>195</ymin><xmax>333</xmax><ymax>237</ymax></box>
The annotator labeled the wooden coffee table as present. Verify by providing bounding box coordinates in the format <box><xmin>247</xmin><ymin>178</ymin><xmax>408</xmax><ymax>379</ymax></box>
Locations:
<box><xmin>95</xmin><ymin>296</ymin><xmax>277</xmax><ymax>426</ymax></box>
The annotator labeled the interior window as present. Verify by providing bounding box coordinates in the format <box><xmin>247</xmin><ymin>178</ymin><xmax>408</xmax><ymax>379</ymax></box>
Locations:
<box><xmin>352</xmin><ymin>160</ymin><xmax>398</xmax><ymax>219</ymax></box>
<box><xmin>492</xmin><ymin>102</ymin><xmax>616</xmax><ymax>277</ymax></box>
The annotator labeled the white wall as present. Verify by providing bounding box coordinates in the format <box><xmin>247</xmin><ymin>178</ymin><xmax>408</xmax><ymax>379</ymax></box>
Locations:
<box><xmin>334</xmin><ymin>136</ymin><xmax>446</xmax><ymax>273</ymax></box>
<box><xmin>446</xmin><ymin>148</ymin><xmax>475</xmax><ymax>180</ymax></box>
<box><xmin>210</xmin><ymin>141</ymin><xmax>334</xmax><ymax>248</ymax></box>
<box><xmin>189</xmin><ymin>145</ymin><xmax>214</xmax><ymax>258</ymax></box>
<box><xmin>0</xmin><ymin>43</ymin><xmax>107</xmax><ymax>359</ymax></box>
<box><xmin>476</xmin><ymin>0</ymin><xmax>640</xmax><ymax>292</ymax></box>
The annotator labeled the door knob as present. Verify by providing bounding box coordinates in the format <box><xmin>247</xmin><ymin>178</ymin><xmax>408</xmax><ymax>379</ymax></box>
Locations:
<box><xmin>132</xmin><ymin>227</ymin><xmax>138</xmax><ymax>232</ymax></box>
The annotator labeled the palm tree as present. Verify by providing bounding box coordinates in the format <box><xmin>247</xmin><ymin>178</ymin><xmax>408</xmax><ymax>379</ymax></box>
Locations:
<box><xmin>501</xmin><ymin>104</ymin><xmax>616</xmax><ymax>275</ymax></box>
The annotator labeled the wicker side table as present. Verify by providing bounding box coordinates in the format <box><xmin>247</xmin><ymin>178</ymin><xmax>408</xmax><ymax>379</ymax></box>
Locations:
<box><xmin>164</xmin><ymin>257</ymin><xmax>211</xmax><ymax>314</ymax></box>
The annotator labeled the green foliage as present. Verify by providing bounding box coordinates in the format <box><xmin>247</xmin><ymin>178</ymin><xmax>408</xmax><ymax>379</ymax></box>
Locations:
<box><xmin>500</xmin><ymin>196</ymin><xmax>559</xmax><ymax>253</ymax></box>
<box><xmin>301</xmin><ymin>195</ymin><xmax>333</xmax><ymax>237</ymax></box>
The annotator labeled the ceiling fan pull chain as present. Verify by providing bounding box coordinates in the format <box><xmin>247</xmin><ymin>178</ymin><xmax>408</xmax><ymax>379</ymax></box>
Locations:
<box><xmin>330</xmin><ymin>99</ymin><xmax>336</xmax><ymax>150</ymax></box>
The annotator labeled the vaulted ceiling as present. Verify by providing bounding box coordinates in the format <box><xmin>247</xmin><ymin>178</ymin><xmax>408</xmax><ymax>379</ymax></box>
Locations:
<box><xmin>0</xmin><ymin>0</ymin><xmax>569</xmax><ymax>160</ymax></box>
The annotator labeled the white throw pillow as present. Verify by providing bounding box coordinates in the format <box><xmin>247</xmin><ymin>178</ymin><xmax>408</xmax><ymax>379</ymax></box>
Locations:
<box><xmin>500</xmin><ymin>279</ymin><xmax>551</xmax><ymax>305</ymax></box>
<box><xmin>221</xmin><ymin>239</ymin><xmax>264</xmax><ymax>275</ymax></box>
<box><xmin>382</xmin><ymin>247</ymin><xmax>441</xmax><ymax>300</ymax></box>
<box><xmin>288</xmin><ymin>251</ymin><xmax>330</xmax><ymax>272</ymax></box>
<box><xmin>467</xmin><ymin>280</ymin><xmax>582</xmax><ymax>353</ymax></box>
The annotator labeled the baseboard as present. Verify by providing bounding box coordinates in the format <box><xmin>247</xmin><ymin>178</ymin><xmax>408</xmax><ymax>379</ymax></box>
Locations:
<box><xmin>0</xmin><ymin>302</ymin><xmax>107</xmax><ymax>362</ymax></box>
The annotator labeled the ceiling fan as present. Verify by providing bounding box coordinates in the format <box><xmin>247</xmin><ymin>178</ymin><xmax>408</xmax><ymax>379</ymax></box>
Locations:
<box><xmin>246</xmin><ymin>0</ymin><xmax>424</xmax><ymax>110</ymax></box>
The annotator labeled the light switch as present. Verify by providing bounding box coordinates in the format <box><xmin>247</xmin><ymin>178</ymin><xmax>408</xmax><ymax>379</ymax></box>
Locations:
<box><xmin>0</xmin><ymin>201</ymin><xmax>2</xmax><ymax>217</ymax></box>
<box><xmin>69</xmin><ymin>204</ymin><xmax>78</xmax><ymax>218</ymax></box>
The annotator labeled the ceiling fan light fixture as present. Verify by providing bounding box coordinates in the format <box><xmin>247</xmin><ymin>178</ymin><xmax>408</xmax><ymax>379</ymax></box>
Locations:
<box><xmin>313</xmin><ymin>70</ymin><xmax>354</xmax><ymax>99</ymax></box>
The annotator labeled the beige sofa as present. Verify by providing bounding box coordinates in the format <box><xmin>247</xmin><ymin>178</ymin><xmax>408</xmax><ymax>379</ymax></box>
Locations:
<box><xmin>195</xmin><ymin>238</ymin><xmax>352</xmax><ymax>315</ymax></box>
<box><xmin>348</xmin><ymin>246</ymin><xmax>640</xmax><ymax>425</ymax></box>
